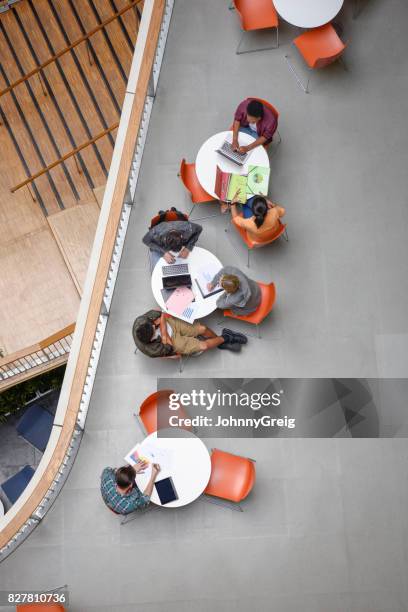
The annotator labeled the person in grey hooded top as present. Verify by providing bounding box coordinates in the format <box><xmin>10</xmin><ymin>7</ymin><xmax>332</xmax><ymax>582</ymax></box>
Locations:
<box><xmin>207</xmin><ymin>265</ymin><xmax>261</xmax><ymax>316</ymax></box>
<box><xmin>142</xmin><ymin>219</ymin><xmax>203</xmax><ymax>267</ymax></box>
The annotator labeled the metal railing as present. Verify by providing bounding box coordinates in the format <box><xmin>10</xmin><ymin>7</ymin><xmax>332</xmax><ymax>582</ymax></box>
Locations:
<box><xmin>0</xmin><ymin>0</ymin><xmax>173</xmax><ymax>560</ymax></box>
<box><xmin>0</xmin><ymin>324</ymin><xmax>75</xmax><ymax>385</ymax></box>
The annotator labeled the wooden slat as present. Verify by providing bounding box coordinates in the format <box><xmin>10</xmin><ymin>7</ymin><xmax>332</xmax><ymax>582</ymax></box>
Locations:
<box><xmin>0</xmin><ymin>0</ymin><xmax>142</xmax><ymax>98</ymax></box>
<box><xmin>11</xmin><ymin>122</ymin><xmax>119</xmax><ymax>192</ymax></box>
<box><xmin>0</xmin><ymin>0</ymin><xmax>165</xmax><ymax>549</ymax></box>
<box><xmin>39</xmin><ymin>322</ymin><xmax>75</xmax><ymax>349</ymax></box>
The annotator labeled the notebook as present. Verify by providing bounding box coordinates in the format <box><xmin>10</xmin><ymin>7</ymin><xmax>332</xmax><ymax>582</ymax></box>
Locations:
<box><xmin>214</xmin><ymin>166</ymin><xmax>247</xmax><ymax>204</ymax></box>
<box><xmin>194</xmin><ymin>264</ymin><xmax>224</xmax><ymax>299</ymax></box>
<box><xmin>246</xmin><ymin>165</ymin><xmax>270</xmax><ymax>197</ymax></box>
<box><xmin>155</xmin><ymin>476</ymin><xmax>178</xmax><ymax>504</ymax></box>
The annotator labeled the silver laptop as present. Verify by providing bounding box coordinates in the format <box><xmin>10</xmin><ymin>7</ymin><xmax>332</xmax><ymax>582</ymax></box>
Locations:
<box><xmin>216</xmin><ymin>140</ymin><xmax>249</xmax><ymax>166</ymax></box>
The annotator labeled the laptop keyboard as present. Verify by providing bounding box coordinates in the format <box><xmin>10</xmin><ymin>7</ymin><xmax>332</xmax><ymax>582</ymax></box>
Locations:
<box><xmin>219</xmin><ymin>140</ymin><xmax>248</xmax><ymax>164</ymax></box>
<box><xmin>162</xmin><ymin>264</ymin><xmax>189</xmax><ymax>276</ymax></box>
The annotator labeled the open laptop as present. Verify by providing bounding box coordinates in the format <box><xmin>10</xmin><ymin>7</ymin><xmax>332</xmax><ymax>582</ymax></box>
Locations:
<box><xmin>216</xmin><ymin>140</ymin><xmax>250</xmax><ymax>166</ymax></box>
<box><xmin>161</xmin><ymin>262</ymin><xmax>192</xmax><ymax>289</ymax></box>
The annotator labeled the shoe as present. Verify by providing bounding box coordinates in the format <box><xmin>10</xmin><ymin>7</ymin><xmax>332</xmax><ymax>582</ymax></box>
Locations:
<box><xmin>217</xmin><ymin>340</ymin><xmax>241</xmax><ymax>352</ymax></box>
<box><xmin>222</xmin><ymin>328</ymin><xmax>248</xmax><ymax>345</ymax></box>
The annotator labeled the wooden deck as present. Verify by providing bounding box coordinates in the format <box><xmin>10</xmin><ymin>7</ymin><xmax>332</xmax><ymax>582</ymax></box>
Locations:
<box><xmin>0</xmin><ymin>0</ymin><xmax>141</xmax><ymax>362</ymax></box>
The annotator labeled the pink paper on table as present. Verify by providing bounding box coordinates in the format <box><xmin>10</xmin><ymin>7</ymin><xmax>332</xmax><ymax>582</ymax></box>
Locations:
<box><xmin>165</xmin><ymin>286</ymin><xmax>195</xmax><ymax>315</ymax></box>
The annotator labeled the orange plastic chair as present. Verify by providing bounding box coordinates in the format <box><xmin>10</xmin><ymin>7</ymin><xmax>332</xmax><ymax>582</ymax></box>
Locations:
<box><xmin>204</xmin><ymin>449</ymin><xmax>256</xmax><ymax>511</ymax></box>
<box><xmin>285</xmin><ymin>23</ymin><xmax>347</xmax><ymax>93</ymax></box>
<box><xmin>232</xmin><ymin>0</ymin><xmax>279</xmax><ymax>54</ymax></box>
<box><xmin>17</xmin><ymin>603</ymin><xmax>66</xmax><ymax>611</ymax></box>
<box><xmin>222</xmin><ymin>281</ymin><xmax>276</xmax><ymax>339</ymax></box>
<box><xmin>178</xmin><ymin>159</ymin><xmax>217</xmax><ymax>221</ymax></box>
<box><xmin>227</xmin><ymin>214</ymin><xmax>288</xmax><ymax>267</ymax></box>
<box><xmin>136</xmin><ymin>389</ymin><xmax>193</xmax><ymax>434</ymax></box>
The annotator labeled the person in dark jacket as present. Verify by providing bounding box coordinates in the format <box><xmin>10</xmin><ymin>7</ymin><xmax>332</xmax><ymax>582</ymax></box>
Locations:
<box><xmin>142</xmin><ymin>219</ymin><xmax>203</xmax><ymax>268</ymax></box>
<box><xmin>132</xmin><ymin>309</ymin><xmax>247</xmax><ymax>357</ymax></box>
<box><xmin>207</xmin><ymin>266</ymin><xmax>261</xmax><ymax>316</ymax></box>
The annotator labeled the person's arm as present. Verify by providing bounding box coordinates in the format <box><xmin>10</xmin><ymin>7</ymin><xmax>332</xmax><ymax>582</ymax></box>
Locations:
<box><xmin>183</xmin><ymin>222</ymin><xmax>203</xmax><ymax>253</ymax></box>
<box><xmin>159</xmin><ymin>313</ymin><xmax>173</xmax><ymax>346</ymax></box>
<box><xmin>143</xmin><ymin>229</ymin><xmax>166</xmax><ymax>256</ymax></box>
<box><xmin>209</xmin><ymin>267</ymin><xmax>225</xmax><ymax>290</ymax></box>
<box><xmin>239</xmin><ymin>135</ymin><xmax>267</xmax><ymax>153</ymax></box>
<box><xmin>232</xmin><ymin>119</ymin><xmax>240</xmax><ymax>150</ymax></box>
<box><xmin>142</xmin><ymin>464</ymin><xmax>161</xmax><ymax>498</ymax></box>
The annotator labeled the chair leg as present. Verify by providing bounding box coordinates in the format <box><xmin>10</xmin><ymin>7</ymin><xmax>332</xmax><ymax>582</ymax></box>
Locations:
<box><xmin>247</xmin><ymin>248</ymin><xmax>250</xmax><ymax>268</ymax></box>
<box><xmin>179</xmin><ymin>355</ymin><xmax>183</xmax><ymax>373</ymax></box>
<box><xmin>284</xmin><ymin>228</ymin><xmax>289</xmax><ymax>242</ymax></box>
<box><xmin>256</xmin><ymin>324</ymin><xmax>261</xmax><ymax>339</ymax></box>
<box><xmin>284</xmin><ymin>50</ymin><xmax>311</xmax><ymax>93</ymax></box>
<box><xmin>236</xmin><ymin>28</ymin><xmax>279</xmax><ymax>55</ymax></box>
<box><xmin>338</xmin><ymin>56</ymin><xmax>348</xmax><ymax>72</ymax></box>
<box><xmin>202</xmin><ymin>494</ymin><xmax>244</xmax><ymax>512</ymax></box>
<box><xmin>228</xmin><ymin>1</ymin><xmax>235</xmax><ymax>9</ymax></box>
<box><xmin>189</xmin><ymin>203</ymin><xmax>196</xmax><ymax>218</ymax></box>
<box><xmin>353</xmin><ymin>0</ymin><xmax>362</xmax><ymax>19</ymax></box>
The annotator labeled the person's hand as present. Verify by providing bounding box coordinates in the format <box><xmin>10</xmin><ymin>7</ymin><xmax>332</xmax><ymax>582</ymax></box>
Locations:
<box><xmin>134</xmin><ymin>459</ymin><xmax>148</xmax><ymax>474</ymax></box>
<box><xmin>238</xmin><ymin>145</ymin><xmax>249</xmax><ymax>154</ymax></box>
<box><xmin>232</xmin><ymin>137</ymin><xmax>239</xmax><ymax>151</ymax></box>
<box><xmin>231</xmin><ymin>189</ymin><xmax>241</xmax><ymax>205</ymax></box>
<box><xmin>179</xmin><ymin>247</ymin><xmax>190</xmax><ymax>259</ymax></box>
<box><xmin>207</xmin><ymin>282</ymin><xmax>213</xmax><ymax>291</ymax></box>
<box><xmin>164</xmin><ymin>251</ymin><xmax>175</xmax><ymax>264</ymax></box>
<box><xmin>151</xmin><ymin>463</ymin><xmax>161</xmax><ymax>478</ymax></box>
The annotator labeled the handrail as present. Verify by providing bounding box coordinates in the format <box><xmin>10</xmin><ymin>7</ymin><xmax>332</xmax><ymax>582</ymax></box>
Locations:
<box><xmin>0</xmin><ymin>0</ymin><xmax>170</xmax><ymax>555</ymax></box>
<box><xmin>0</xmin><ymin>0</ymin><xmax>142</xmax><ymax>99</ymax></box>
<box><xmin>0</xmin><ymin>324</ymin><xmax>75</xmax><ymax>390</ymax></box>
<box><xmin>10</xmin><ymin>123</ymin><xmax>119</xmax><ymax>193</ymax></box>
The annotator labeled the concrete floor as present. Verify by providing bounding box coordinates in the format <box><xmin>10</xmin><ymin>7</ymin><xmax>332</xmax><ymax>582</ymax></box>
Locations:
<box><xmin>1</xmin><ymin>0</ymin><xmax>408</xmax><ymax>610</ymax></box>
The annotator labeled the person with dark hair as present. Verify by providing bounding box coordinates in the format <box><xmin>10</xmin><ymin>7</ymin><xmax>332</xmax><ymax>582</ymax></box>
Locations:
<box><xmin>232</xmin><ymin>98</ymin><xmax>278</xmax><ymax>153</ymax></box>
<box><xmin>230</xmin><ymin>193</ymin><xmax>285</xmax><ymax>239</ymax></box>
<box><xmin>142</xmin><ymin>216</ymin><xmax>203</xmax><ymax>268</ymax></box>
<box><xmin>207</xmin><ymin>265</ymin><xmax>261</xmax><ymax>316</ymax></box>
<box><xmin>132</xmin><ymin>309</ymin><xmax>247</xmax><ymax>357</ymax></box>
<box><xmin>100</xmin><ymin>461</ymin><xmax>161</xmax><ymax>515</ymax></box>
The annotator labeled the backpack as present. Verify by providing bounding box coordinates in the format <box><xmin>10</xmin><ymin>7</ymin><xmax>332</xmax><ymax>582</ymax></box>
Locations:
<box><xmin>149</xmin><ymin>207</ymin><xmax>188</xmax><ymax>229</ymax></box>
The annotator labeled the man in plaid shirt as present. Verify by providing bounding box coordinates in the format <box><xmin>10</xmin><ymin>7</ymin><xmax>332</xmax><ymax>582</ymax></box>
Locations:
<box><xmin>101</xmin><ymin>462</ymin><xmax>161</xmax><ymax>515</ymax></box>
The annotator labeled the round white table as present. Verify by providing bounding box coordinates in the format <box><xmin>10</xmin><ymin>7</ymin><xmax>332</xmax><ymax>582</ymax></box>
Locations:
<box><xmin>151</xmin><ymin>246</ymin><xmax>223</xmax><ymax>319</ymax></box>
<box><xmin>195</xmin><ymin>131</ymin><xmax>269</xmax><ymax>201</ymax></box>
<box><xmin>0</xmin><ymin>499</ymin><xmax>4</xmax><ymax>517</ymax></box>
<box><xmin>135</xmin><ymin>428</ymin><xmax>211</xmax><ymax>508</ymax></box>
<box><xmin>273</xmin><ymin>0</ymin><xmax>343</xmax><ymax>28</ymax></box>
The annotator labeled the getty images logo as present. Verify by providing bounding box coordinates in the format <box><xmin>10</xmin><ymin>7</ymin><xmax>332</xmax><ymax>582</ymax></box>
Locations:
<box><xmin>168</xmin><ymin>389</ymin><xmax>282</xmax><ymax>412</ymax></box>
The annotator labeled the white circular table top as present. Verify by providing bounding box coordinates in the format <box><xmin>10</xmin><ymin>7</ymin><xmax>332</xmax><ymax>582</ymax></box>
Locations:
<box><xmin>0</xmin><ymin>499</ymin><xmax>4</xmax><ymax>517</ymax></box>
<box><xmin>151</xmin><ymin>246</ymin><xmax>223</xmax><ymax>319</ymax></box>
<box><xmin>273</xmin><ymin>0</ymin><xmax>343</xmax><ymax>28</ymax></box>
<box><xmin>135</xmin><ymin>428</ymin><xmax>211</xmax><ymax>508</ymax></box>
<box><xmin>195</xmin><ymin>131</ymin><xmax>269</xmax><ymax>201</ymax></box>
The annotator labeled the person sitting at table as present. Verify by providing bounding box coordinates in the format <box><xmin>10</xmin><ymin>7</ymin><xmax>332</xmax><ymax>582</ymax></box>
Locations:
<box><xmin>207</xmin><ymin>265</ymin><xmax>261</xmax><ymax>316</ymax></box>
<box><xmin>232</xmin><ymin>98</ymin><xmax>278</xmax><ymax>153</ymax></box>
<box><xmin>132</xmin><ymin>309</ymin><xmax>247</xmax><ymax>356</ymax></box>
<box><xmin>100</xmin><ymin>462</ymin><xmax>161</xmax><ymax>515</ymax></box>
<box><xmin>230</xmin><ymin>194</ymin><xmax>285</xmax><ymax>240</ymax></box>
<box><xmin>142</xmin><ymin>216</ymin><xmax>203</xmax><ymax>268</ymax></box>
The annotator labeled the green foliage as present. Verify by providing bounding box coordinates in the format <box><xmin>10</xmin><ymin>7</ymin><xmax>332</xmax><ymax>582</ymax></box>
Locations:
<box><xmin>0</xmin><ymin>366</ymin><xmax>66</xmax><ymax>424</ymax></box>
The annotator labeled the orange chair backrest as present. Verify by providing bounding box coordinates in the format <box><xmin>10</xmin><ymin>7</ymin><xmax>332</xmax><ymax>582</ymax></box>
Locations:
<box><xmin>209</xmin><ymin>449</ymin><xmax>256</xmax><ymax>502</ymax></box>
<box><xmin>248</xmin><ymin>221</ymin><xmax>286</xmax><ymax>247</ymax></box>
<box><xmin>17</xmin><ymin>605</ymin><xmax>65</xmax><ymax>611</ymax></box>
<box><xmin>139</xmin><ymin>389</ymin><xmax>174</xmax><ymax>434</ymax></box>
<box><xmin>257</xmin><ymin>282</ymin><xmax>277</xmax><ymax>317</ymax></box>
<box><xmin>232</xmin><ymin>216</ymin><xmax>286</xmax><ymax>248</ymax></box>
<box><xmin>314</xmin><ymin>46</ymin><xmax>346</xmax><ymax>69</ymax></box>
<box><xmin>254</xmin><ymin>97</ymin><xmax>279</xmax><ymax>121</ymax></box>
